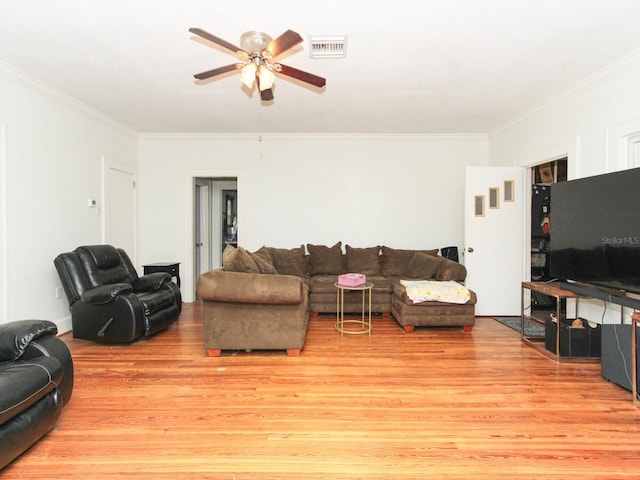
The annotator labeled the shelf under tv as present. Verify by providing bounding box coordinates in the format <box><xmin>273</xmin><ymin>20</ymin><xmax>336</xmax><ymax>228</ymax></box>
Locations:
<box><xmin>557</xmin><ymin>281</ymin><xmax>640</xmax><ymax>310</ymax></box>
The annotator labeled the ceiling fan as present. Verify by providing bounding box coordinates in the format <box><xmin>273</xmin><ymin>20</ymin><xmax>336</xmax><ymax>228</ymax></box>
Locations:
<box><xmin>189</xmin><ymin>28</ymin><xmax>326</xmax><ymax>101</ymax></box>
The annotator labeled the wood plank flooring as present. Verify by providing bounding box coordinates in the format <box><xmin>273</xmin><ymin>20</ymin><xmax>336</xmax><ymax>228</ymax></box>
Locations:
<box><xmin>4</xmin><ymin>302</ymin><xmax>640</xmax><ymax>479</ymax></box>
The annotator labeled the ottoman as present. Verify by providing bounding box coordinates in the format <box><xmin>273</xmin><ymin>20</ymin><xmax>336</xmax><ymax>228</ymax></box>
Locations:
<box><xmin>390</xmin><ymin>283</ymin><xmax>477</xmax><ymax>333</ymax></box>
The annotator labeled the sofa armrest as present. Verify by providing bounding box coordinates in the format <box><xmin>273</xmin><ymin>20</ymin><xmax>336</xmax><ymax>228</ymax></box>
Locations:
<box><xmin>80</xmin><ymin>283</ymin><xmax>133</xmax><ymax>304</ymax></box>
<box><xmin>435</xmin><ymin>258</ymin><xmax>467</xmax><ymax>282</ymax></box>
<box><xmin>197</xmin><ymin>269</ymin><xmax>305</xmax><ymax>305</ymax></box>
<box><xmin>133</xmin><ymin>272</ymin><xmax>171</xmax><ymax>292</ymax></box>
<box><xmin>0</xmin><ymin>319</ymin><xmax>58</xmax><ymax>361</ymax></box>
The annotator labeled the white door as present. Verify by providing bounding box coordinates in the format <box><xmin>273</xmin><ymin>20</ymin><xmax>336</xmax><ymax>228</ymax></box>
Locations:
<box><xmin>0</xmin><ymin>124</ymin><xmax>5</xmax><ymax>323</ymax></box>
<box><xmin>194</xmin><ymin>179</ymin><xmax>211</xmax><ymax>278</ymax></box>
<box><xmin>105</xmin><ymin>164</ymin><xmax>136</xmax><ymax>261</ymax></box>
<box><xmin>464</xmin><ymin>167</ymin><xmax>525</xmax><ymax>316</ymax></box>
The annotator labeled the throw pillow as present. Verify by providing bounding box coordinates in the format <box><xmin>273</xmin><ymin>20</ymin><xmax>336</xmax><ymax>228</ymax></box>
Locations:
<box><xmin>267</xmin><ymin>245</ymin><xmax>308</xmax><ymax>277</ymax></box>
<box><xmin>251</xmin><ymin>247</ymin><xmax>278</xmax><ymax>274</ymax></box>
<box><xmin>380</xmin><ymin>246</ymin><xmax>439</xmax><ymax>277</ymax></box>
<box><xmin>307</xmin><ymin>241</ymin><xmax>344</xmax><ymax>275</ymax></box>
<box><xmin>345</xmin><ymin>245</ymin><xmax>381</xmax><ymax>275</ymax></box>
<box><xmin>222</xmin><ymin>245</ymin><xmax>260</xmax><ymax>273</ymax></box>
<box><xmin>406</xmin><ymin>252</ymin><xmax>444</xmax><ymax>278</ymax></box>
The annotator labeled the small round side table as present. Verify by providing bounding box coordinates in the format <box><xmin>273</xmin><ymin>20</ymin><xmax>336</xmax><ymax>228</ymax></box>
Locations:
<box><xmin>334</xmin><ymin>281</ymin><xmax>373</xmax><ymax>337</ymax></box>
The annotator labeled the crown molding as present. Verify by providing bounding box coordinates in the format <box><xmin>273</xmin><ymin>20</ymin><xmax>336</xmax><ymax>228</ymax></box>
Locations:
<box><xmin>138</xmin><ymin>132</ymin><xmax>488</xmax><ymax>141</ymax></box>
<box><xmin>491</xmin><ymin>47</ymin><xmax>640</xmax><ymax>137</ymax></box>
<box><xmin>0</xmin><ymin>59</ymin><xmax>137</xmax><ymax>139</ymax></box>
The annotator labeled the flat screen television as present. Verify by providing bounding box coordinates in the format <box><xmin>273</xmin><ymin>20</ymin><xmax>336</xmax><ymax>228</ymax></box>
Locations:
<box><xmin>549</xmin><ymin>167</ymin><xmax>640</xmax><ymax>295</ymax></box>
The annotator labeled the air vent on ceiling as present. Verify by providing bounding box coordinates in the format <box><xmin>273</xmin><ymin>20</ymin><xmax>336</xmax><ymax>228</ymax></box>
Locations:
<box><xmin>309</xmin><ymin>35</ymin><xmax>347</xmax><ymax>58</ymax></box>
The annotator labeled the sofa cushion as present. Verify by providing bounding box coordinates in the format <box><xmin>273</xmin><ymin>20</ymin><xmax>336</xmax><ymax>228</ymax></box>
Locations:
<box><xmin>0</xmin><ymin>357</ymin><xmax>62</xmax><ymax>425</ymax></box>
<box><xmin>345</xmin><ymin>245</ymin><xmax>381</xmax><ymax>275</ymax></box>
<box><xmin>222</xmin><ymin>245</ymin><xmax>260</xmax><ymax>273</ymax></box>
<box><xmin>307</xmin><ymin>242</ymin><xmax>344</xmax><ymax>275</ymax></box>
<box><xmin>407</xmin><ymin>252</ymin><xmax>444</xmax><ymax>279</ymax></box>
<box><xmin>268</xmin><ymin>245</ymin><xmax>308</xmax><ymax>277</ymax></box>
<box><xmin>380</xmin><ymin>246</ymin><xmax>439</xmax><ymax>277</ymax></box>
<box><xmin>0</xmin><ymin>320</ymin><xmax>58</xmax><ymax>361</ymax></box>
<box><xmin>435</xmin><ymin>259</ymin><xmax>468</xmax><ymax>281</ymax></box>
<box><xmin>251</xmin><ymin>247</ymin><xmax>278</xmax><ymax>274</ymax></box>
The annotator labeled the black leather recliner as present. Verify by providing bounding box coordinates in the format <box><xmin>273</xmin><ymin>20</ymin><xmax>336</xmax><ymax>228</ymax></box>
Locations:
<box><xmin>54</xmin><ymin>245</ymin><xmax>182</xmax><ymax>343</ymax></box>
<box><xmin>0</xmin><ymin>319</ymin><xmax>74</xmax><ymax>470</ymax></box>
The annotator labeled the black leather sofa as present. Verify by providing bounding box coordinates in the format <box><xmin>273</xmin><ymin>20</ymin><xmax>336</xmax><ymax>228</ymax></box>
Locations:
<box><xmin>54</xmin><ymin>245</ymin><xmax>182</xmax><ymax>343</ymax></box>
<box><xmin>0</xmin><ymin>319</ymin><xmax>74</xmax><ymax>470</ymax></box>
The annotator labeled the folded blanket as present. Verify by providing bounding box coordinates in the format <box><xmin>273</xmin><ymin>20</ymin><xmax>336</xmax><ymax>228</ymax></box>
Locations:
<box><xmin>400</xmin><ymin>280</ymin><xmax>471</xmax><ymax>304</ymax></box>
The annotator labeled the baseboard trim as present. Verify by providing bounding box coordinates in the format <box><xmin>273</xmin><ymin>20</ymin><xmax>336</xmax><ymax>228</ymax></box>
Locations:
<box><xmin>55</xmin><ymin>316</ymin><xmax>72</xmax><ymax>335</ymax></box>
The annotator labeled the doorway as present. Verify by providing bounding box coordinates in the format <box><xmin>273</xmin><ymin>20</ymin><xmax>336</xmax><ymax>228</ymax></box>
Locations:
<box><xmin>0</xmin><ymin>124</ymin><xmax>5</xmax><ymax>323</ymax></box>
<box><xmin>464</xmin><ymin>166</ymin><xmax>526</xmax><ymax>316</ymax></box>
<box><xmin>530</xmin><ymin>158</ymin><xmax>567</xmax><ymax>281</ymax></box>
<box><xmin>103</xmin><ymin>159</ymin><xmax>137</xmax><ymax>262</ymax></box>
<box><xmin>193</xmin><ymin>177</ymin><xmax>237</xmax><ymax>283</ymax></box>
<box><xmin>528</xmin><ymin>157</ymin><xmax>567</xmax><ymax>310</ymax></box>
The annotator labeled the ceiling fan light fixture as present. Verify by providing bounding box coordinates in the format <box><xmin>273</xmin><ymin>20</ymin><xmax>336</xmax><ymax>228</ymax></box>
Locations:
<box><xmin>240</xmin><ymin>31</ymin><xmax>273</xmax><ymax>54</ymax></box>
<box><xmin>258</xmin><ymin>65</ymin><xmax>275</xmax><ymax>91</ymax></box>
<box><xmin>240</xmin><ymin>62</ymin><xmax>257</xmax><ymax>88</ymax></box>
<box><xmin>190</xmin><ymin>27</ymin><xmax>327</xmax><ymax>100</ymax></box>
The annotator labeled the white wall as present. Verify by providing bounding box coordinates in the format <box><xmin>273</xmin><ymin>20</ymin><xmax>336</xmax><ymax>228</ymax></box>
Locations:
<box><xmin>4</xmin><ymin>45</ymin><xmax>639</xmax><ymax>331</ymax></box>
<box><xmin>490</xmin><ymin>51</ymin><xmax>640</xmax><ymax>176</ymax></box>
<box><xmin>488</xmin><ymin>50</ymin><xmax>640</xmax><ymax>324</ymax></box>
<box><xmin>138</xmin><ymin>134</ymin><xmax>489</xmax><ymax>301</ymax></box>
<box><xmin>0</xmin><ymin>65</ymin><xmax>138</xmax><ymax>330</ymax></box>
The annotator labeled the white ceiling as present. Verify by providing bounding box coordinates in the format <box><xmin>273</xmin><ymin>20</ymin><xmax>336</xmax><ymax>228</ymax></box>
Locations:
<box><xmin>2</xmin><ymin>0</ymin><xmax>640</xmax><ymax>134</ymax></box>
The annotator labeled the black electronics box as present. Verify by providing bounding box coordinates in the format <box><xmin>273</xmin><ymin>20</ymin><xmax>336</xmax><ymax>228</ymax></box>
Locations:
<box><xmin>545</xmin><ymin>317</ymin><xmax>601</xmax><ymax>358</ymax></box>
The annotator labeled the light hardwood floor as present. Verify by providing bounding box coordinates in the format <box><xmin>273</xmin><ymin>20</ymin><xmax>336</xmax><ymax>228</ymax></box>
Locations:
<box><xmin>4</xmin><ymin>303</ymin><xmax>640</xmax><ymax>479</ymax></box>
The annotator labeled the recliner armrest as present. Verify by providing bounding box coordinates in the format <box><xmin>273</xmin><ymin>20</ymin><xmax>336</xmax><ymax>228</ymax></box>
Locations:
<box><xmin>0</xmin><ymin>319</ymin><xmax>58</xmax><ymax>361</ymax></box>
<box><xmin>80</xmin><ymin>283</ymin><xmax>133</xmax><ymax>304</ymax></box>
<box><xmin>133</xmin><ymin>272</ymin><xmax>171</xmax><ymax>292</ymax></box>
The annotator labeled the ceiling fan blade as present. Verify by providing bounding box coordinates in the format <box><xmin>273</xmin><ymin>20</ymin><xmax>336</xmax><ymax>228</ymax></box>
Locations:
<box><xmin>193</xmin><ymin>63</ymin><xmax>240</xmax><ymax>80</ymax></box>
<box><xmin>260</xmin><ymin>88</ymin><xmax>274</xmax><ymax>101</ymax></box>
<box><xmin>264</xmin><ymin>30</ymin><xmax>303</xmax><ymax>59</ymax></box>
<box><xmin>276</xmin><ymin>63</ymin><xmax>326</xmax><ymax>88</ymax></box>
<box><xmin>255</xmin><ymin>75</ymin><xmax>275</xmax><ymax>101</ymax></box>
<box><xmin>189</xmin><ymin>27</ymin><xmax>245</xmax><ymax>55</ymax></box>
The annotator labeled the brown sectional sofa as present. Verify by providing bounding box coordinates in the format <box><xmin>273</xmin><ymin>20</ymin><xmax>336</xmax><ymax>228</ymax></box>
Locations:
<box><xmin>196</xmin><ymin>270</ymin><xmax>309</xmax><ymax>357</ymax></box>
<box><xmin>196</xmin><ymin>242</ymin><xmax>476</xmax><ymax>356</ymax></box>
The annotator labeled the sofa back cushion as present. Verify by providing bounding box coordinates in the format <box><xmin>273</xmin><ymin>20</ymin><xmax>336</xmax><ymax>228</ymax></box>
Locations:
<box><xmin>345</xmin><ymin>245</ymin><xmax>381</xmax><ymax>275</ymax></box>
<box><xmin>380</xmin><ymin>246</ymin><xmax>439</xmax><ymax>277</ymax></box>
<box><xmin>307</xmin><ymin>242</ymin><xmax>344</xmax><ymax>275</ymax></box>
<box><xmin>222</xmin><ymin>245</ymin><xmax>261</xmax><ymax>273</ymax></box>
<box><xmin>268</xmin><ymin>245</ymin><xmax>308</xmax><ymax>277</ymax></box>
<box><xmin>251</xmin><ymin>247</ymin><xmax>278</xmax><ymax>274</ymax></box>
<box><xmin>406</xmin><ymin>251</ymin><xmax>444</xmax><ymax>278</ymax></box>
<box><xmin>75</xmin><ymin>245</ymin><xmax>134</xmax><ymax>288</ymax></box>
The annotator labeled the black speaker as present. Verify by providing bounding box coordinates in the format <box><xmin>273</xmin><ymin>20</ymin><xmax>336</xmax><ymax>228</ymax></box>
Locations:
<box><xmin>441</xmin><ymin>246</ymin><xmax>459</xmax><ymax>263</ymax></box>
<box><xmin>601</xmin><ymin>324</ymin><xmax>640</xmax><ymax>392</ymax></box>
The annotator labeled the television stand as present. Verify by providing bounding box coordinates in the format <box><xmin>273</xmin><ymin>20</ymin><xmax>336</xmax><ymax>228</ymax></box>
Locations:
<box><xmin>521</xmin><ymin>281</ymin><xmax>598</xmax><ymax>362</ymax></box>
<box><xmin>558</xmin><ymin>281</ymin><xmax>640</xmax><ymax>310</ymax></box>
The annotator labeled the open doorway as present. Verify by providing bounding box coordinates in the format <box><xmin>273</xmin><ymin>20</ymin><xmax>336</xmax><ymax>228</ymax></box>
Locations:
<box><xmin>194</xmin><ymin>177</ymin><xmax>237</xmax><ymax>283</ymax></box>
<box><xmin>528</xmin><ymin>157</ymin><xmax>567</xmax><ymax>311</ymax></box>
<box><xmin>529</xmin><ymin>157</ymin><xmax>567</xmax><ymax>281</ymax></box>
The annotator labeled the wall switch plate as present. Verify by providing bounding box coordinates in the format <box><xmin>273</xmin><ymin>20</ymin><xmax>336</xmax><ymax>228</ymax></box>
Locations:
<box><xmin>56</xmin><ymin>286</ymin><xmax>63</xmax><ymax>299</ymax></box>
